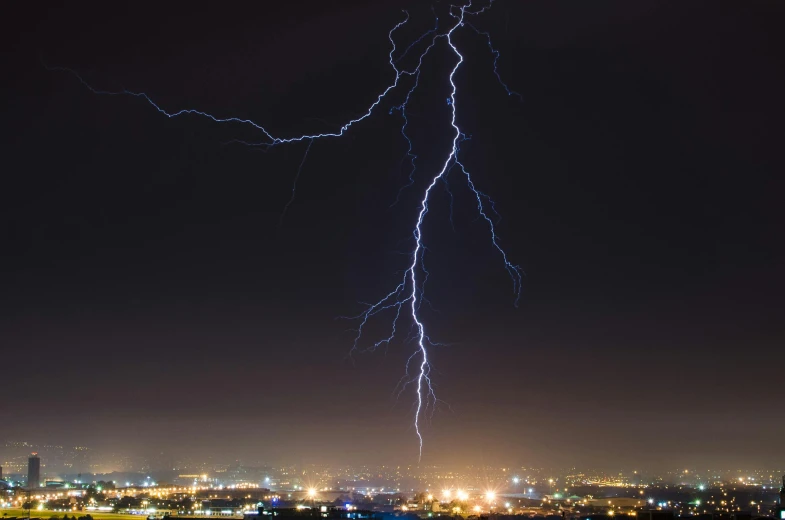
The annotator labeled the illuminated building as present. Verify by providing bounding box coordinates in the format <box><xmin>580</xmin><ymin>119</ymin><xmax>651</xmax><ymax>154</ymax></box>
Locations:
<box><xmin>248</xmin><ymin>506</ymin><xmax>379</xmax><ymax>520</ymax></box>
<box><xmin>28</xmin><ymin>453</ymin><xmax>40</xmax><ymax>489</ymax></box>
<box><xmin>0</xmin><ymin>466</ymin><xmax>9</xmax><ymax>491</ymax></box>
<box><xmin>779</xmin><ymin>475</ymin><xmax>784</xmax><ymax>520</ymax></box>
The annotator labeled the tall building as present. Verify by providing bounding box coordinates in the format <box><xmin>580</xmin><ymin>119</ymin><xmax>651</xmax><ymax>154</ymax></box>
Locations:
<box><xmin>27</xmin><ymin>453</ymin><xmax>40</xmax><ymax>489</ymax></box>
<box><xmin>778</xmin><ymin>475</ymin><xmax>785</xmax><ymax>520</ymax></box>
<box><xmin>777</xmin><ymin>475</ymin><xmax>785</xmax><ymax>518</ymax></box>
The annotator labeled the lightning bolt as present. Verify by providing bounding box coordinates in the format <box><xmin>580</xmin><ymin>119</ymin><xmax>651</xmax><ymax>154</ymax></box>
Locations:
<box><xmin>49</xmin><ymin>1</ymin><xmax>522</xmax><ymax>460</ymax></box>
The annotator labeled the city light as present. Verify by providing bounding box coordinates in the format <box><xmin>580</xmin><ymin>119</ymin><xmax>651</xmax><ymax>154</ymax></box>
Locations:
<box><xmin>3</xmin><ymin>449</ymin><xmax>782</xmax><ymax>520</ymax></box>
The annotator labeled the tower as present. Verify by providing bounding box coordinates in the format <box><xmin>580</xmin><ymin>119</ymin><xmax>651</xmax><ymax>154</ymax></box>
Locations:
<box><xmin>779</xmin><ymin>475</ymin><xmax>785</xmax><ymax>519</ymax></box>
<box><xmin>27</xmin><ymin>453</ymin><xmax>40</xmax><ymax>489</ymax></box>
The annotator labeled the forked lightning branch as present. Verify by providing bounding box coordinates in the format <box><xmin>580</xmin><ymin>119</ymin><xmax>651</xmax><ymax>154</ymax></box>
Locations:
<box><xmin>50</xmin><ymin>1</ymin><xmax>522</xmax><ymax>460</ymax></box>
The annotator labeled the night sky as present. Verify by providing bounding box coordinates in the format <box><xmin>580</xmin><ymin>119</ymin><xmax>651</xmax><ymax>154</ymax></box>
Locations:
<box><xmin>2</xmin><ymin>1</ymin><xmax>784</xmax><ymax>470</ymax></box>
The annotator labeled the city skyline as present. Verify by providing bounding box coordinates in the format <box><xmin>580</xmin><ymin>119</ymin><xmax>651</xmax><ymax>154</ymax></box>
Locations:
<box><xmin>1</xmin><ymin>446</ymin><xmax>783</xmax><ymax>520</ymax></box>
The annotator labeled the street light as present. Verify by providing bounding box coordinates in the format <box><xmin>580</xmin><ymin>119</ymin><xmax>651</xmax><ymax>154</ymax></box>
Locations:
<box><xmin>485</xmin><ymin>491</ymin><xmax>496</xmax><ymax>513</ymax></box>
